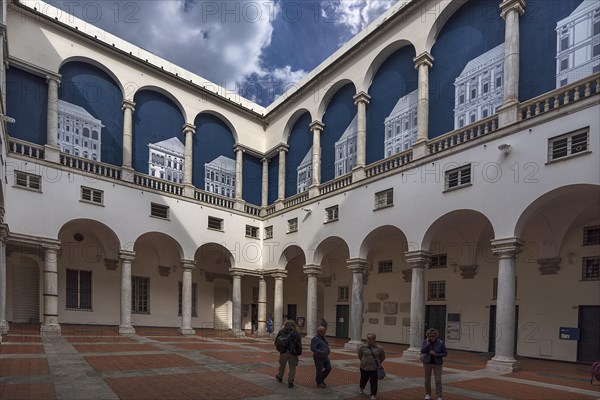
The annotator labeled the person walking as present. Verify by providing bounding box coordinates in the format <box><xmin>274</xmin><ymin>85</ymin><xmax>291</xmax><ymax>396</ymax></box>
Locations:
<box><xmin>311</xmin><ymin>325</ymin><xmax>332</xmax><ymax>388</ymax></box>
<box><xmin>421</xmin><ymin>328</ymin><xmax>448</xmax><ymax>400</ymax></box>
<box><xmin>274</xmin><ymin>320</ymin><xmax>302</xmax><ymax>388</ymax></box>
<box><xmin>358</xmin><ymin>333</ymin><xmax>385</xmax><ymax>400</ymax></box>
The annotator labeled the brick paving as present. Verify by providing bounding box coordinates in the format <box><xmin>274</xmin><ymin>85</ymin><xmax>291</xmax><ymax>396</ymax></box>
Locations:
<box><xmin>1</xmin><ymin>324</ymin><xmax>599</xmax><ymax>400</ymax></box>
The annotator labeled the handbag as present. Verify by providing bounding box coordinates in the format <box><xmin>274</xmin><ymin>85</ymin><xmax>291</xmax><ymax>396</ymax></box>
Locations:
<box><xmin>368</xmin><ymin>346</ymin><xmax>385</xmax><ymax>380</ymax></box>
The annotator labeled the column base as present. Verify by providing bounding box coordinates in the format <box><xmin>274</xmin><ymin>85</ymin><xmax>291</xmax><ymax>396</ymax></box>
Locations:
<box><xmin>497</xmin><ymin>101</ymin><xmax>520</xmax><ymax>128</ymax></box>
<box><xmin>44</xmin><ymin>144</ymin><xmax>61</xmax><ymax>163</ymax></box>
<box><xmin>183</xmin><ymin>184</ymin><xmax>195</xmax><ymax>198</ymax></box>
<box><xmin>402</xmin><ymin>347</ymin><xmax>422</xmax><ymax>361</ymax></box>
<box><xmin>234</xmin><ymin>199</ymin><xmax>245</xmax><ymax>211</ymax></box>
<box><xmin>231</xmin><ymin>329</ymin><xmax>245</xmax><ymax>338</ymax></box>
<box><xmin>178</xmin><ymin>327</ymin><xmax>196</xmax><ymax>336</ymax></box>
<box><xmin>118</xmin><ymin>325</ymin><xmax>136</xmax><ymax>336</ymax></box>
<box><xmin>121</xmin><ymin>166</ymin><xmax>135</xmax><ymax>182</ymax></box>
<box><xmin>274</xmin><ymin>200</ymin><xmax>285</xmax><ymax>211</ymax></box>
<box><xmin>0</xmin><ymin>320</ymin><xmax>9</xmax><ymax>335</ymax></box>
<box><xmin>411</xmin><ymin>140</ymin><xmax>428</xmax><ymax>159</ymax></box>
<box><xmin>344</xmin><ymin>340</ymin><xmax>364</xmax><ymax>351</ymax></box>
<box><xmin>40</xmin><ymin>323</ymin><xmax>62</xmax><ymax>341</ymax></box>
<box><xmin>308</xmin><ymin>185</ymin><xmax>320</xmax><ymax>199</ymax></box>
<box><xmin>486</xmin><ymin>356</ymin><xmax>520</xmax><ymax>373</ymax></box>
<box><xmin>351</xmin><ymin>166</ymin><xmax>365</xmax><ymax>182</ymax></box>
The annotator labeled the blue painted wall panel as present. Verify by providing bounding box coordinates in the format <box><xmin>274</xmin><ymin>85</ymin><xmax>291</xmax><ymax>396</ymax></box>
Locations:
<box><xmin>6</xmin><ymin>68</ymin><xmax>48</xmax><ymax>146</ymax></box>
<box><xmin>268</xmin><ymin>154</ymin><xmax>279</xmax><ymax>204</ymax></box>
<box><xmin>193</xmin><ymin>113</ymin><xmax>236</xmax><ymax>190</ymax></box>
<box><xmin>285</xmin><ymin>112</ymin><xmax>312</xmax><ymax>197</ymax></box>
<box><xmin>243</xmin><ymin>154</ymin><xmax>262</xmax><ymax>206</ymax></box>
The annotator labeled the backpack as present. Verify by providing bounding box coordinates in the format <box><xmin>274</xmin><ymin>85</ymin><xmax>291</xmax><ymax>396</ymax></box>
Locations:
<box><xmin>275</xmin><ymin>331</ymin><xmax>291</xmax><ymax>353</ymax></box>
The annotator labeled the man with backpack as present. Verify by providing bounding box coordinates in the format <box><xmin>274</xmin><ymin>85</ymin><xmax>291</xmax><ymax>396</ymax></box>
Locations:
<box><xmin>274</xmin><ymin>320</ymin><xmax>302</xmax><ymax>388</ymax></box>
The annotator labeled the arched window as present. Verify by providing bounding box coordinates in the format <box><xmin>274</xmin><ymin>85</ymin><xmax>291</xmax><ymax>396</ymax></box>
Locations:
<box><xmin>92</xmin><ymin>131</ymin><xmax>99</xmax><ymax>140</ymax></box>
<box><xmin>83</xmin><ymin>128</ymin><xmax>90</xmax><ymax>137</ymax></box>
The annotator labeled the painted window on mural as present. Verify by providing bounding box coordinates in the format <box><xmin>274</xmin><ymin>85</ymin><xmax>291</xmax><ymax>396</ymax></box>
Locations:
<box><xmin>58</xmin><ymin>100</ymin><xmax>103</xmax><ymax>161</ymax></box>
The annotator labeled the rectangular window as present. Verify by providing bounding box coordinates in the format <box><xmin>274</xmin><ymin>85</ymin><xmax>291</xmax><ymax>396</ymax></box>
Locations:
<box><xmin>208</xmin><ymin>216</ymin><xmax>224</xmax><ymax>231</ymax></box>
<box><xmin>560</xmin><ymin>58</ymin><xmax>569</xmax><ymax>71</ymax></box>
<box><xmin>81</xmin><ymin>186</ymin><xmax>103</xmax><ymax>205</ymax></box>
<box><xmin>482</xmin><ymin>108</ymin><xmax>489</xmax><ymax>118</ymax></box>
<box><xmin>287</xmin><ymin>218</ymin><xmax>298</xmax><ymax>233</ymax></box>
<box><xmin>548</xmin><ymin>128</ymin><xmax>589</xmax><ymax>161</ymax></box>
<box><xmin>583</xmin><ymin>225</ymin><xmax>600</xmax><ymax>246</ymax></box>
<box><xmin>245</xmin><ymin>225</ymin><xmax>259</xmax><ymax>238</ymax></box>
<box><xmin>378</xmin><ymin>260</ymin><xmax>393</xmax><ymax>273</ymax></box>
<box><xmin>66</xmin><ymin>269</ymin><xmax>92</xmax><ymax>311</ymax></box>
<box><xmin>496</xmin><ymin>76</ymin><xmax>502</xmax><ymax>88</ymax></box>
<box><xmin>483</xmin><ymin>82</ymin><xmax>489</xmax><ymax>94</ymax></box>
<box><xmin>445</xmin><ymin>164</ymin><xmax>471</xmax><ymax>190</ymax></box>
<box><xmin>471</xmin><ymin>88</ymin><xmax>477</xmax><ymax>99</ymax></box>
<box><xmin>459</xmin><ymin>94</ymin><xmax>465</xmax><ymax>104</ymax></box>
<box><xmin>150</xmin><ymin>203</ymin><xmax>169</xmax><ymax>219</ymax></box>
<box><xmin>15</xmin><ymin>171</ymin><xmax>41</xmax><ymax>191</ymax></box>
<box><xmin>560</xmin><ymin>78</ymin><xmax>569</xmax><ymax>87</ymax></box>
<box><xmin>325</xmin><ymin>205</ymin><xmax>339</xmax><ymax>222</ymax></box>
<box><xmin>132</xmin><ymin>276</ymin><xmax>150</xmax><ymax>314</ymax></box>
<box><xmin>593</xmin><ymin>43</ymin><xmax>600</xmax><ymax>58</ymax></box>
<box><xmin>593</xmin><ymin>20</ymin><xmax>600</xmax><ymax>36</ymax></box>
<box><xmin>429</xmin><ymin>254</ymin><xmax>448</xmax><ymax>269</ymax></box>
<box><xmin>178</xmin><ymin>282</ymin><xmax>197</xmax><ymax>317</ymax></box>
<box><xmin>264</xmin><ymin>226</ymin><xmax>273</xmax><ymax>240</ymax></box>
<box><xmin>582</xmin><ymin>256</ymin><xmax>600</xmax><ymax>281</ymax></box>
<box><xmin>374</xmin><ymin>188</ymin><xmax>394</xmax><ymax>209</ymax></box>
<box><xmin>560</xmin><ymin>36</ymin><xmax>569</xmax><ymax>51</ymax></box>
<box><xmin>338</xmin><ymin>286</ymin><xmax>349</xmax><ymax>301</ymax></box>
<box><xmin>427</xmin><ymin>281</ymin><xmax>446</xmax><ymax>301</ymax></box>
<box><xmin>470</xmin><ymin>112</ymin><xmax>476</xmax><ymax>124</ymax></box>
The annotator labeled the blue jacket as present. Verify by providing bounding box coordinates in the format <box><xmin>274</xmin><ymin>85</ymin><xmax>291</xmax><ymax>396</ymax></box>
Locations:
<box><xmin>311</xmin><ymin>334</ymin><xmax>331</xmax><ymax>359</ymax></box>
<box><xmin>420</xmin><ymin>338</ymin><xmax>448</xmax><ymax>365</ymax></box>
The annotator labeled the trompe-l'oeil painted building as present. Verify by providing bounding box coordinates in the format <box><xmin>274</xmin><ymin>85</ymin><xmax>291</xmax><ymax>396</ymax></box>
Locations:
<box><xmin>0</xmin><ymin>0</ymin><xmax>599</xmax><ymax>372</ymax></box>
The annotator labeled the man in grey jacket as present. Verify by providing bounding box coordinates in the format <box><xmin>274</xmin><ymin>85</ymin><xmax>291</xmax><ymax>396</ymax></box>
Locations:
<box><xmin>310</xmin><ymin>326</ymin><xmax>331</xmax><ymax>388</ymax></box>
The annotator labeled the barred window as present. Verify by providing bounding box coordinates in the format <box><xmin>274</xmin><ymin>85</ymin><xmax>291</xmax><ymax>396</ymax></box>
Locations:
<box><xmin>132</xmin><ymin>276</ymin><xmax>150</xmax><ymax>314</ymax></box>
<box><xmin>429</xmin><ymin>254</ymin><xmax>447</xmax><ymax>269</ymax></box>
<box><xmin>150</xmin><ymin>203</ymin><xmax>169</xmax><ymax>219</ymax></box>
<box><xmin>245</xmin><ymin>225</ymin><xmax>259</xmax><ymax>238</ymax></box>
<box><xmin>15</xmin><ymin>171</ymin><xmax>41</xmax><ymax>191</ymax></box>
<box><xmin>338</xmin><ymin>286</ymin><xmax>349</xmax><ymax>301</ymax></box>
<box><xmin>178</xmin><ymin>282</ymin><xmax>198</xmax><ymax>317</ymax></box>
<box><xmin>548</xmin><ymin>129</ymin><xmax>589</xmax><ymax>161</ymax></box>
<box><xmin>378</xmin><ymin>260</ymin><xmax>393</xmax><ymax>273</ymax></box>
<box><xmin>66</xmin><ymin>269</ymin><xmax>92</xmax><ymax>311</ymax></box>
<box><xmin>325</xmin><ymin>206</ymin><xmax>339</xmax><ymax>222</ymax></box>
<box><xmin>428</xmin><ymin>281</ymin><xmax>445</xmax><ymax>301</ymax></box>
<box><xmin>288</xmin><ymin>218</ymin><xmax>298</xmax><ymax>233</ymax></box>
<box><xmin>208</xmin><ymin>216</ymin><xmax>224</xmax><ymax>231</ymax></box>
<box><xmin>264</xmin><ymin>226</ymin><xmax>273</xmax><ymax>240</ymax></box>
<box><xmin>582</xmin><ymin>257</ymin><xmax>600</xmax><ymax>281</ymax></box>
<box><xmin>81</xmin><ymin>186</ymin><xmax>103</xmax><ymax>205</ymax></box>
<box><xmin>445</xmin><ymin>165</ymin><xmax>471</xmax><ymax>190</ymax></box>
<box><xmin>583</xmin><ymin>225</ymin><xmax>600</xmax><ymax>246</ymax></box>
<box><xmin>374</xmin><ymin>189</ymin><xmax>393</xmax><ymax>209</ymax></box>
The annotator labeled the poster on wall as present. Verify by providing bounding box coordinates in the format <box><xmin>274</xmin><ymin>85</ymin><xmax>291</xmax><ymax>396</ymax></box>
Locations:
<box><xmin>147</xmin><ymin>137</ymin><xmax>185</xmax><ymax>184</ymax></box>
<box><xmin>555</xmin><ymin>0</ymin><xmax>600</xmax><ymax>88</ymax></box>
<box><xmin>204</xmin><ymin>155</ymin><xmax>236</xmax><ymax>198</ymax></box>
<box><xmin>57</xmin><ymin>100</ymin><xmax>104</xmax><ymax>161</ymax></box>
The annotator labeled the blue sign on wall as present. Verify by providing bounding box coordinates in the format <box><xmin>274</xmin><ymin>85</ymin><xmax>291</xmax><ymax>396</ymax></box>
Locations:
<box><xmin>559</xmin><ymin>327</ymin><xmax>580</xmax><ymax>340</ymax></box>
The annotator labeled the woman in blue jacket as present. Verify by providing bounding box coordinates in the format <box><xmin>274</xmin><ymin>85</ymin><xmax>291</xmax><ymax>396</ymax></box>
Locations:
<box><xmin>421</xmin><ymin>328</ymin><xmax>448</xmax><ymax>400</ymax></box>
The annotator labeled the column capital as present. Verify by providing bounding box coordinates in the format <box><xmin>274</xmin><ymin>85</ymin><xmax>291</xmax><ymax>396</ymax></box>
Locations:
<box><xmin>277</xmin><ymin>143</ymin><xmax>289</xmax><ymax>153</ymax></box>
<box><xmin>45</xmin><ymin>74</ymin><xmax>61</xmax><ymax>85</ymax></box>
<box><xmin>180</xmin><ymin>259</ymin><xmax>196</xmax><ymax>270</ymax></box>
<box><xmin>353</xmin><ymin>91</ymin><xmax>371</xmax><ymax>105</ymax></box>
<box><xmin>270</xmin><ymin>270</ymin><xmax>288</xmax><ymax>279</ymax></box>
<box><xmin>404</xmin><ymin>250</ymin><xmax>431</xmax><ymax>268</ymax></box>
<box><xmin>119</xmin><ymin>250</ymin><xmax>136</xmax><ymax>261</ymax></box>
<box><xmin>500</xmin><ymin>0</ymin><xmax>525</xmax><ymax>19</ymax></box>
<box><xmin>413</xmin><ymin>52</ymin><xmax>434</xmax><ymax>69</ymax></box>
<box><xmin>41</xmin><ymin>240</ymin><xmax>61</xmax><ymax>252</ymax></box>
<box><xmin>0</xmin><ymin>224</ymin><xmax>9</xmax><ymax>242</ymax></box>
<box><xmin>303</xmin><ymin>264</ymin><xmax>322</xmax><ymax>276</ymax></box>
<box><xmin>491</xmin><ymin>237</ymin><xmax>524</xmax><ymax>258</ymax></box>
<box><xmin>261</xmin><ymin>157</ymin><xmax>269</xmax><ymax>164</ymax></box>
<box><xmin>183</xmin><ymin>123</ymin><xmax>196</xmax><ymax>135</ymax></box>
<box><xmin>229</xmin><ymin>267</ymin><xmax>245</xmax><ymax>277</ymax></box>
<box><xmin>309</xmin><ymin>120</ymin><xmax>325</xmax><ymax>132</ymax></box>
<box><xmin>346</xmin><ymin>257</ymin><xmax>369</xmax><ymax>273</ymax></box>
<box><xmin>233</xmin><ymin>144</ymin><xmax>245</xmax><ymax>153</ymax></box>
<box><xmin>122</xmin><ymin>99</ymin><xmax>136</xmax><ymax>111</ymax></box>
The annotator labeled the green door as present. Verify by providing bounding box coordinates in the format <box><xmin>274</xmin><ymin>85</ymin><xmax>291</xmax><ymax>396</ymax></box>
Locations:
<box><xmin>425</xmin><ymin>305</ymin><xmax>447</xmax><ymax>341</ymax></box>
<box><xmin>335</xmin><ymin>305</ymin><xmax>350</xmax><ymax>338</ymax></box>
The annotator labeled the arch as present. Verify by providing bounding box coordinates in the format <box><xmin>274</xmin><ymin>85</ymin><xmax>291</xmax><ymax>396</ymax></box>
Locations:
<box><xmin>60</xmin><ymin>56</ymin><xmax>125</xmax><ymax>96</ymax></box>
<box><xmin>195</xmin><ymin>242</ymin><xmax>236</xmax><ymax>271</ymax></box>
<box><xmin>134</xmin><ymin>85</ymin><xmax>187</xmax><ymax>122</ymax></box>
<box><xmin>57</xmin><ymin>219</ymin><xmax>121</xmax><ymax>260</ymax></box>
<box><xmin>133</xmin><ymin>232</ymin><xmax>184</xmax><ymax>263</ymax></box>
<box><xmin>362</xmin><ymin>40</ymin><xmax>415</xmax><ymax>91</ymax></box>
<box><xmin>277</xmin><ymin>244</ymin><xmax>307</xmax><ymax>270</ymax></box>
<box><xmin>358</xmin><ymin>225</ymin><xmax>408</xmax><ymax>260</ymax></box>
<box><xmin>424</xmin><ymin>0</ymin><xmax>471</xmax><ymax>52</ymax></box>
<box><xmin>195</xmin><ymin>110</ymin><xmax>239</xmax><ymax>144</ymax></box>
<box><xmin>317</xmin><ymin>79</ymin><xmax>356</xmax><ymax>121</ymax></box>
<box><xmin>313</xmin><ymin>236</ymin><xmax>350</xmax><ymax>266</ymax></box>
<box><xmin>282</xmin><ymin>108</ymin><xmax>312</xmax><ymax>144</ymax></box>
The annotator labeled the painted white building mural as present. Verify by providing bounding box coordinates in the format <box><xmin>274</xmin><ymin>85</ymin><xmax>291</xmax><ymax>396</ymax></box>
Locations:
<box><xmin>384</xmin><ymin>89</ymin><xmax>418</xmax><ymax>157</ymax></box>
<box><xmin>454</xmin><ymin>43</ymin><xmax>504</xmax><ymax>129</ymax></box>
<box><xmin>297</xmin><ymin>147</ymin><xmax>312</xmax><ymax>193</ymax></box>
<box><xmin>57</xmin><ymin>100</ymin><xmax>103</xmax><ymax>160</ymax></box>
<box><xmin>334</xmin><ymin>115</ymin><xmax>358</xmax><ymax>177</ymax></box>
<box><xmin>148</xmin><ymin>137</ymin><xmax>184</xmax><ymax>183</ymax></box>
<box><xmin>205</xmin><ymin>155</ymin><xmax>236</xmax><ymax>198</ymax></box>
<box><xmin>556</xmin><ymin>0</ymin><xmax>600</xmax><ymax>88</ymax></box>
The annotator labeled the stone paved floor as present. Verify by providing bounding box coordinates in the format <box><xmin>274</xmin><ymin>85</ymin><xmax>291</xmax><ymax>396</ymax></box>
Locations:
<box><xmin>1</xmin><ymin>324</ymin><xmax>599</xmax><ymax>400</ymax></box>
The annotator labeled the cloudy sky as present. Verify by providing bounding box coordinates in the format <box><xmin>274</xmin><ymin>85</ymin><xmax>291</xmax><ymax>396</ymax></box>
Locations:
<box><xmin>40</xmin><ymin>0</ymin><xmax>397</xmax><ymax>106</ymax></box>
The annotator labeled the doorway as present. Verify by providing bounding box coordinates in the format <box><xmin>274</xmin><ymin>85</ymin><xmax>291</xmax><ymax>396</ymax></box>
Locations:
<box><xmin>287</xmin><ymin>304</ymin><xmax>297</xmax><ymax>323</ymax></box>
<box><xmin>335</xmin><ymin>304</ymin><xmax>349</xmax><ymax>338</ymax></box>
<box><xmin>577</xmin><ymin>306</ymin><xmax>600</xmax><ymax>363</ymax></box>
<box><xmin>425</xmin><ymin>305</ymin><xmax>447</xmax><ymax>341</ymax></box>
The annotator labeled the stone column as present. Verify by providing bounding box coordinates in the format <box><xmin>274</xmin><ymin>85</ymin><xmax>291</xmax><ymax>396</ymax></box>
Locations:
<box><xmin>41</xmin><ymin>243</ymin><xmax>61</xmax><ymax>335</ymax></box>
<box><xmin>0</xmin><ymin>224</ymin><xmax>9</xmax><ymax>336</ymax></box>
<box><xmin>234</xmin><ymin>146</ymin><xmax>243</xmax><ymax>201</ymax></box>
<box><xmin>258</xmin><ymin>277</ymin><xmax>267</xmax><ymax>335</ymax></box>
<box><xmin>412</xmin><ymin>53</ymin><xmax>434</xmax><ymax>159</ymax></box>
<box><xmin>353</xmin><ymin>92</ymin><xmax>371</xmax><ymax>181</ymax></box>
<box><xmin>119</xmin><ymin>250</ymin><xmax>136</xmax><ymax>335</ymax></box>
<box><xmin>345</xmin><ymin>258</ymin><xmax>369</xmax><ymax>350</ymax></box>
<box><xmin>303</xmin><ymin>264</ymin><xmax>322</xmax><ymax>340</ymax></box>
<box><xmin>261</xmin><ymin>158</ymin><xmax>269</xmax><ymax>208</ymax></box>
<box><xmin>121</xmin><ymin>99</ymin><xmax>136</xmax><ymax>181</ymax></box>
<box><xmin>402</xmin><ymin>250</ymin><xmax>430</xmax><ymax>360</ymax></box>
<box><xmin>277</xmin><ymin>147</ymin><xmax>287</xmax><ymax>202</ymax></box>
<box><xmin>231</xmin><ymin>270</ymin><xmax>243</xmax><ymax>335</ymax></box>
<box><xmin>183</xmin><ymin>123</ymin><xmax>196</xmax><ymax>197</ymax></box>
<box><xmin>309</xmin><ymin>121</ymin><xmax>324</xmax><ymax>191</ymax></box>
<box><xmin>272</xmin><ymin>271</ymin><xmax>287</xmax><ymax>333</ymax></box>
<box><xmin>179</xmin><ymin>259</ymin><xmax>196</xmax><ymax>335</ymax></box>
<box><xmin>45</xmin><ymin>75</ymin><xmax>61</xmax><ymax>162</ymax></box>
<box><xmin>487</xmin><ymin>237</ymin><xmax>523</xmax><ymax>372</ymax></box>
<box><xmin>498</xmin><ymin>0</ymin><xmax>525</xmax><ymax>127</ymax></box>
